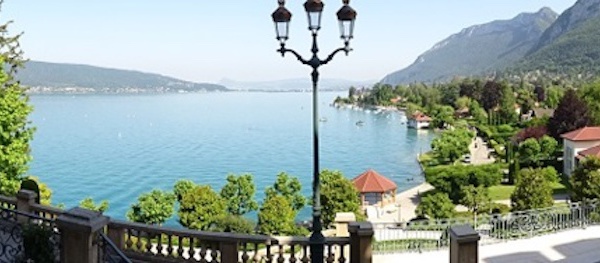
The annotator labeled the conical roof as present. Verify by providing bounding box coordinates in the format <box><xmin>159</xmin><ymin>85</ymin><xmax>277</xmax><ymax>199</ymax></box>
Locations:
<box><xmin>352</xmin><ymin>169</ymin><xmax>397</xmax><ymax>193</ymax></box>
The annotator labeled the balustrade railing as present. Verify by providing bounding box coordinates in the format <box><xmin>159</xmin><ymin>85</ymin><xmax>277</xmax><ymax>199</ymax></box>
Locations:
<box><xmin>108</xmin><ymin>220</ymin><xmax>352</xmax><ymax>263</ymax></box>
<box><xmin>31</xmin><ymin>203</ymin><xmax>64</xmax><ymax>220</ymax></box>
<box><xmin>99</xmin><ymin>231</ymin><xmax>132</xmax><ymax>263</ymax></box>
<box><xmin>0</xmin><ymin>195</ymin><xmax>16</xmax><ymax>210</ymax></box>
<box><xmin>373</xmin><ymin>200</ymin><xmax>600</xmax><ymax>254</ymax></box>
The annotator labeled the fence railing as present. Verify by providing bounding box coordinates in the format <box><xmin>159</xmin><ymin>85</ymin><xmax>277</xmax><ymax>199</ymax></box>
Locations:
<box><xmin>98</xmin><ymin>231</ymin><xmax>132</xmax><ymax>263</ymax></box>
<box><xmin>107</xmin><ymin>220</ymin><xmax>353</xmax><ymax>263</ymax></box>
<box><xmin>0</xmin><ymin>206</ymin><xmax>61</xmax><ymax>262</ymax></box>
<box><xmin>372</xmin><ymin>200</ymin><xmax>600</xmax><ymax>254</ymax></box>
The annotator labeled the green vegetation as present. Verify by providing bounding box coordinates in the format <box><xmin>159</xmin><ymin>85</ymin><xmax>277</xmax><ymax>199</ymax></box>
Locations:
<box><xmin>265</xmin><ymin>172</ymin><xmax>307</xmax><ymax>212</ymax></box>
<box><xmin>547</xmin><ymin>89</ymin><xmax>591</xmax><ymax>139</ymax></box>
<box><xmin>570</xmin><ymin>156</ymin><xmax>600</xmax><ymax>202</ymax></box>
<box><xmin>430</xmin><ymin>128</ymin><xmax>474</xmax><ymax>164</ymax></box>
<box><xmin>178</xmin><ymin>185</ymin><xmax>225</xmax><ymax>230</ymax></box>
<box><xmin>511</xmin><ymin>167</ymin><xmax>558</xmax><ymax>211</ymax></box>
<box><xmin>220</xmin><ymin>173</ymin><xmax>258</xmax><ymax>216</ymax></box>
<box><xmin>127</xmin><ymin>189</ymin><xmax>175</xmax><ymax>226</ymax></box>
<box><xmin>320</xmin><ymin>170</ymin><xmax>364</xmax><ymax>228</ymax></box>
<box><xmin>79</xmin><ymin>197</ymin><xmax>109</xmax><ymax>212</ymax></box>
<box><xmin>424</xmin><ymin>163</ymin><xmax>504</xmax><ymax>203</ymax></box>
<box><xmin>415</xmin><ymin>192</ymin><xmax>455</xmax><ymax>219</ymax></box>
<box><xmin>257</xmin><ymin>194</ymin><xmax>298</xmax><ymax>235</ymax></box>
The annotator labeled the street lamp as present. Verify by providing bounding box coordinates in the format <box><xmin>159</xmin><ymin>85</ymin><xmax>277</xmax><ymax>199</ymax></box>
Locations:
<box><xmin>271</xmin><ymin>1</ymin><xmax>357</xmax><ymax>263</ymax></box>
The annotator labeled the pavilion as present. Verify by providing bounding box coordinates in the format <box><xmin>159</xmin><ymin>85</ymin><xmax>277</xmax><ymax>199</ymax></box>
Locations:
<box><xmin>352</xmin><ymin>169</ymin><xmax>397</xmax><ymax>208</ymax></box>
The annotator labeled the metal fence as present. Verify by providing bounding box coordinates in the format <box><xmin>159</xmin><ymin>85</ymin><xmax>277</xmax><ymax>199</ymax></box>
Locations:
<box><xmin>98</xmin><ymin>231</ymin><xmax>132</xmax><ymax>263</ymax></box>
<box><xmin>373</xmin><ymin>200</ymin><xmax>600</xmax><ymax>253</ymax></box>
<box><xmin>0</xmin><ymin>207</ymin><xmax>61</xmax><ymax>263</ymax></box>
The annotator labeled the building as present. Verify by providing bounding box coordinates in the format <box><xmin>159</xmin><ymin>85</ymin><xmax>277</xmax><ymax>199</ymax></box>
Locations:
<box><xmin>407</xmin><ymin>112</ymin><xmax>432</xmax><ymax>129</ymax></box>
<box><xmin>561</xmin><ymin>126</ymin><xmax>600</xmax><ymax>176</ymax></box>
<box><xmin>352</xmin><ymin>169</ymin><xmax>397</xmax><ymax>208</ymax></box>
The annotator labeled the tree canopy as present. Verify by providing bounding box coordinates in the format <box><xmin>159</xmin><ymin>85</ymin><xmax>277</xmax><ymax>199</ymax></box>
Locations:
<box><xmin>220</xmin><ymin>173</ymin><xmax>258</xmax><ymax>216</ymax></box>
<box><xmin>79</xmin><ymin>197</ymin><xmax>109</xmax><ymax>213</ymax></box>
<box><xmin>319</xmin><ymin>170</ymin><xmax>363</xmax><ymax>228</ymax></box>
<box><xmin>570</xmin><ymin>156</ymin><xmax>600</xmax><ymax>202</ymax></box>
<box><xmin>510</xmin><ymin>167</ymin><xmax>556</xmax><ymax>211</ymax></box>
<box><xmin>257</xmin><ymin>194</ymin><xmax>298</xmax><ymax>235</ymax></box>
<box><xmin>415</xmin><ymin>192</ymin><xmax>455</xmax><ymax>219</ymax></box>
<box><xmin>127</xmin><ymin>189</ymin><xmax>175</xmax><ymax>225</ymax></box>
<box><xmin>265</xmin><ymin>172</ymin><xmax>306</xmax><ymax>213</ymax></box>
<box><xmin>547</xmin><ymin>89</ymin><xmax>590</xmax><ymax>139</ymax></box>
<box><xmin>178</xmin><ymin>185</ymin><xmax>226</xmax><ymax>231</ymax></box>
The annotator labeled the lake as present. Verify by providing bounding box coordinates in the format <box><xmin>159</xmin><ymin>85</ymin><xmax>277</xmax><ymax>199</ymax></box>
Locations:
<box><xmin>28</xmin><ymin>91</ymin><xmax>435</xmax><ymax>223</ymax></box>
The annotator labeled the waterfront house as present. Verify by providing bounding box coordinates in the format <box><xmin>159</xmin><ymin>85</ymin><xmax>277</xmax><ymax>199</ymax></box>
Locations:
<box><xmin>561</xmin><ymin>126</ymin><xmax>600</xmax><ymax>176</ymax></box>
<box><xmin>407</xmin><ymin>112</ymin><xmax>432</xmax><ymax>129</ymax></box>
<box><xmin>352</xmin><ymin>169</ymin><xmax>397</xmax><ymax>208</ymax></box>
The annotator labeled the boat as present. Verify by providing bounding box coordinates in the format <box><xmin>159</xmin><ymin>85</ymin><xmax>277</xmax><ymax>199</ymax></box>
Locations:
<box><xmin>319</xmin><ymin>117</ymin><xmax>328</xmax><ymax>122</ymax></box>
<box><xmin>356</xmin><ymin>120</ymin><xmax>365</xmax><ymax>126</ymax></box>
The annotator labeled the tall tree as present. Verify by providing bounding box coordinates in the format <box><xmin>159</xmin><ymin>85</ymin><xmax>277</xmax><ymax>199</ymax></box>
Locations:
<box><xmin>547</xmin><ymin>89</ymin><xmax>590</xmax><ymax>139</ymax></box>
<box><xmin>178</xmin><ymin>185</ymin><xmax>226</xmax><ymax>230</ymax></box>
<box><xmin>127</xmin><ymin>190</ymin><xmax>175</xmax><ymax>225</ymax></box>
<box><xmin>0</xmin><ymin>16</ymin><xmax>34</xmax><ymax>196</ymax></box>
<box><xmin>265</xmin><ymin>172</ymin><xmax>306</xmax><ymax>212</ymax></box>
<box><xmin>220</xmin><ymin>173</ymin><xmax>258</xmax><ymax>216</ymax></box>
<box><xmin>415</xmin><ymin>192</ymin><xmax>455</xmax><ymax>219</ymax></box>
<box><xmin>498</xmin><ymin>83</ymin><xmax>517</xmax><ymax>123</ymax></box>
<box><xmin>511</xmin><ymin>168</ymin><xmax>555</xmax><ymax>211</ymax></box>
<box><xmin>570</xmin><ymin>156</ymin><xmax>600</xmax><ymax>202</ymax></box>
<box><xmin>481</xmin><ymin>81</ymin><xmax>502</xmax><ymax>111</ymax></box>
<box><xmin>534</xmin><ymin>85</ymin><xmax>546</xmax><ymax>102</ymax></box>
<box><xmin>460</xmin><ymin>185</ymin><xmax>491</xmax><ymax>214</ymax></box>
<box><xmin>579</xmin><ymin>82</ymin><xmax>600</xmax><ymax>125</ymax></box>
<box><xmin>320</xmin><ymin>170</ymin><xmax>363</xmax><ymax>228</ymax></box>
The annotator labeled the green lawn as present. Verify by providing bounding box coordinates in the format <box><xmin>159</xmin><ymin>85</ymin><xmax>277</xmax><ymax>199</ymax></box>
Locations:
<box><xmin>488</xmin><ymin>182</ymin><xmax>568</xmax><ymax>201</ymax></box>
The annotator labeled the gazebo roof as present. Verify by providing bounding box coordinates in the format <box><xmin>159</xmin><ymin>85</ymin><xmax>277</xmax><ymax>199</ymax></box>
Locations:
<box><xmin>352</xmin><ymin>169</ymin><xmax>397</xmax><ymax>193</ymax></box>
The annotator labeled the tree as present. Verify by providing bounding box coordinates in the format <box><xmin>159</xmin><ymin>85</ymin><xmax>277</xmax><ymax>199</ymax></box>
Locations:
<box><xmin>173</xmin><ymin>179</ymin><xmax>195</xmax><ymax>202</ymax></box>
<box><xmin>212</xmin><ymin>214</ymin><xmax>255</xmax><ymax>234</ymax></box>
<box><xmin>455</xmin><ymin>96</ymin><xmax>472</xmax><ymax>110</ymax></box>
<box><xmin>431</xmin><ymin>128</ymin><xmax>474</xmax><ymax>164</ymax></box>
<box><xmin>460</xmin><ymin>185</ymin><xmax>491</xmax><ymax>214</ymax></box>
<box><xmin>265</xmin><ymin>172</ymin><xmax>306</xmax><ymax>212</ymax></box>
<box><xmin>545</xmin><ymin>86</ymin><xmax>563</xmax><ymax>108</ymax></box>
<box><xmin>79</xmin><ymin>197</ymin><xmax>109</xmax><ymax>212</ymax></box>
<box><xmin>320</xmin><ymin>170</ymin><xmax>363</xmax><ymax>228</ymax></box>
<box><xmin>511</xmin><ymin>168</ymin><xmax>554</xmax><ymax>211</ymax></box>
<box><xmin>127</xmin><ymin>190</ymin><xmax>175</xmax><ymax>225</ymax></box>
<box><xmin>257</xmin><ymin>195</ymin><xmax>298</xmax><ymax>235</ymax></box>
<box><xmin>430</xmin><ymin>105</ymin><xmax>455</xmax><ymax>129</ymax></box>
<box><xmin>534</xmin><ymin>85</ymin><xmax>546</xmax><ymax>102</ymax></box>
<box><xmin>570</xmin><ymin>156</ymin><xmax>600</xmax><ymax>202</ymax></box>
<box><xmin>481</xmin><ymin>81</ymin><xmax>502</xmax><ymax>111</ymax></box>
<box><xmin>518</xmin><ymin>138</ymin><xmax>541</xmax><ymax>165</ymax></box>
<box><xmin>538</xmin><ymin>135</ymin><xmax>558</xmax><ymax>160</ymax></box>
<box><xmin>498</xmin><ymin>83</ymin><xmax>517</xmax><ymax>123</ymax></box>
<box><xmin>547</xmin><ymin>89</ymin><xmax>590</xmax><ymax>139</ymax></box>
<box><xmin>178</xmin><ymin>185</ymin><xmax>226</xmax><ymax>230</ymax></box>
<box><xmin>0</xmin><ymin>21</ymin><xmax>34</xmax><ymax>196</ymax></box>
<box><xmin>579</xmin><ymin>82</ymin><xmax>600</xmax><ymax>125</ymax></box>
<box><xmin>220</xmin><ymin>173</ymin><xmax>258</xmax><ymax>216</ymax></box>
<box><xmin>415</xmin><ymin>192</ymin><xmax>455</xmax><ymax>219</ymax></box>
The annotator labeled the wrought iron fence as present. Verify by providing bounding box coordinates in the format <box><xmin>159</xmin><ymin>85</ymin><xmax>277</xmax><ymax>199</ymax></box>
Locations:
<box><xmin>98</xmin><ymin>231</ymin><xmax>132</xmax><ymax>263</ymax></box>
<box><xmin>0</xmin><ymin>207</ymin><xmax>61</xmax><ymax>263</ymax></box>
<box><xmin>372</xmin><ymin>200</ymin><xmax>600</xmax><ymax>254</ymax></box>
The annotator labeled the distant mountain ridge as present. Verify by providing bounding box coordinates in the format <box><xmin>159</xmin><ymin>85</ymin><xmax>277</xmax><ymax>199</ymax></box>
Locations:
<box><xmin>516</xmin><ymin>0</ymin><xmax>600</xmax><ymax>73</ymax></box>
<box><xmin>381</xmin><ymin>7</ymin><xmax>558</xmax><ymax>85</ymax></box>
<box><xmin>17</xmin><ymin>61</ymin><xmax>228</xmax><ymax>94</ymax></box>
<box><xmin>219</xmin><ymin>78</ymin><xmax>375</xmax><ymax>92</ymax></box>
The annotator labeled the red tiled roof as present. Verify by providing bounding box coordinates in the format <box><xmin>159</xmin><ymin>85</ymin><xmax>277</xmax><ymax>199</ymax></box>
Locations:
<box><xmin>577</xmin><ymin>144</ymin><xmax>600</xmax><ymax>159</ymax></box>
<box><xmin>409</xmin><ymin>112</ymin><xmax>432</xmax><ymax>122</ymax></box>
<box><xmin>561</xmin><ymin>127</ymin><xmax>600</xmax><ymax>141</ymax></box>
<box><xmin>352</xmin><ymin>169</ymin><xmax>397</xmax><ymax>193</ymax></box>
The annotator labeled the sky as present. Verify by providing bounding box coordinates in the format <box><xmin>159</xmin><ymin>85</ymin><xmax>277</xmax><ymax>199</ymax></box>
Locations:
<box><xmin>3</xmin><ymin>0</ymin><xmax>578</xmax><ymax>84</ymax></box>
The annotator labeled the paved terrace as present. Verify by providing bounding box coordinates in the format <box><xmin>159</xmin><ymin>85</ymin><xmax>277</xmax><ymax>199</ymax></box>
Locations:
<box><xmin>374</xmin><ymin>226</ymin><xmax>600</xmax><ymax>263</ymax></box>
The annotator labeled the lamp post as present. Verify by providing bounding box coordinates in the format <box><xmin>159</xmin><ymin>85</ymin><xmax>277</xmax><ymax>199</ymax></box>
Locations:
<box><xmin>271</xmin><ymin>1</ymin><xmax>357</xmax><ymax>263</ymax></box>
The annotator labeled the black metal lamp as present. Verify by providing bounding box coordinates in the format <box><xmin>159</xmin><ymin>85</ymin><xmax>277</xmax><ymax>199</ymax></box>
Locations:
<box><xmin>304</xmin><ymin>0</ymin><xmax>324</xmax><ymax>32</ymax></box>
<box><xmin>272</xmin><ymin>0</ymin><xmax>292</xmax><ymax>44</ymax></box>
<box><xmin>336</xmin><ymin>0</ymin><xmax>357</xmax><ymax>44</ymax></box>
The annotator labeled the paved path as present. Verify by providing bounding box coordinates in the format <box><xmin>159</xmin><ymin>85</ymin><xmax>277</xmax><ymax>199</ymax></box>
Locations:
<box><xmin>374</xmin><ymin>226</ymin><xmax>600</xmax><ymax>263</ymax></box>
<box><xmin>368</xmin><ymin>183</ymin><xmax>434</xmax><ymax>223</ymax></box>
<box><xmin>469</xmin><ymin>136</ymin><xmax>495</xmax><ymax>165</ymax></box>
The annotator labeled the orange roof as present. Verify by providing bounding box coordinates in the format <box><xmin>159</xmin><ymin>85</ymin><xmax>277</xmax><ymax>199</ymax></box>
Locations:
<box><xmin>352</xmin><ymin>169</ymin><xmax>397</xmax><ymax>193</ymax></box>
<box><xmin>561</xmin><ymin>127</ymin><xmax>600</xmax><ymax>141</ymax></box>
<box><xmin>577</xmin><ymin>144</ymin><xmax>600</xmax><ymax>159</ymax></box>
<box><xmin>409</xmin><ymin>112</ymin><xmax>432</xmax><ymax>122</ymax></box>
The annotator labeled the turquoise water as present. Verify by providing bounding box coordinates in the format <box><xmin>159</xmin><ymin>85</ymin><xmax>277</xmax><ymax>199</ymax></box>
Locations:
<box><xmin>28</xmin><ymin>92</ymin><xmax>434</xmax><ymax>223</ymax></box>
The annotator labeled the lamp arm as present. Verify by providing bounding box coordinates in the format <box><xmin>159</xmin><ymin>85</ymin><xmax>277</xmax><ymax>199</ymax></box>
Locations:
<box><xmin>320</xmin><ymin>45</ymin><xmax>352</xmax><ymax>66</ymax></box>
<box><xmin>278</xmin><ymin>44</ymin><xmax>310</xmax><ymax>65</ymax></box>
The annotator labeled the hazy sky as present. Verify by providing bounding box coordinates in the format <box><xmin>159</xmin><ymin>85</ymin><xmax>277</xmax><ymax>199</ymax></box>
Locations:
<box><xmin>4</xmin><ymin>1</ymin><xmax>577</xmax><ymax>83</ymax></box>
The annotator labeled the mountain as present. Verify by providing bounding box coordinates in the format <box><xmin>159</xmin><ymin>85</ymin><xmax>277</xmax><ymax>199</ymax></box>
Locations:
<box><xmin>381</xmin><ymin>7</ymin><xmax>558</xmax><ymax>85</ymax></box>
<box><xmin>516</xmin><ymin>0</ymin><xmax>600</xmax><ymax>73</ymax></box>
<box><xmin>219</xmin><ymin>78</ymin><xmax>375</xmax><ymax>92</ymax></box>
<box><xmin>17</xmin><ymin>61</ymin><xmax>228</xmax><ymax>93</ymax></box>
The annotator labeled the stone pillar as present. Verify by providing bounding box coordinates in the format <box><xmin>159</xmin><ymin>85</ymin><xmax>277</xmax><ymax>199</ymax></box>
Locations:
<box><xmin>349</xmin><ymin>222</ymin><xmax>373</xmax><ymax>263</ymax></box>
<box><xmin>16</xmin><ymin>190</ymin><xmax>37</xmax><ymax>224</ymax></box>
<box><xmin>219</xmin><ymin>241</ymin><xmax>240</xmax><ymax>263</ymax></box>
<box><xmin>335</xmin><ymin>212</ymin><xmax>356</xmax><ymax>237</ymax></box>
<box><xmin>106</xmin><ymin>223</ymin><xmax>125</xmax><ymax>250</ymax></box>
<box><xmin>449</xmin><ymin>225</ymin><xmax>480</xmax><ymax>263</ymax></box>
<box><xmin>56</xmin><ymin>207</ymin><xmax>109</xmax><ymax>263</ymax></box>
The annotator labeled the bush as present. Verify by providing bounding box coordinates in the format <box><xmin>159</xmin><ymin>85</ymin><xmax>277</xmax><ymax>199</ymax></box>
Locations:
<box><xmin>425</xmin><ymin>164</ymin><xmax>504</xmax><ymax>202</ymax></box>
<box><xmin>212</xmin><ymin>215</ymin><xmax>255</xmax><ymax>234</ymax></box>
<box><xmin>22</xmin><ymin>224</ymin><xmax>56</xmax><ymax>263</ymax></box>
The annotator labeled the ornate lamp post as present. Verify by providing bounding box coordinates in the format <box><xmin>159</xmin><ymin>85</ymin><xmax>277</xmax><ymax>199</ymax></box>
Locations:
<box><xmin>271</xmin><ymin>1</ymin><xmax>357</xmax><ymax>262</ymax></box>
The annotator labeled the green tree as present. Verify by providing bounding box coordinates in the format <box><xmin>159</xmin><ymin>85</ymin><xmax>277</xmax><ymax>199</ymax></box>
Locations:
<box><xmin>265</xmin><ymin>172</ymin><xmax>306</xmax><ymax>212</ymax></box>
<box><xmin>320</xmin><ymin>170</ymin><xmax>364</xmax><ymax>227</ymax></box>
<box><xmin>538</xmin><ymin>135</ymin><xmax>558</xmax><ymax>160</ymax></box>
<box><xmin>455</xmin><ymin>96</ymin><xmax>472</xmax><ymax>110</ymax></box>
<box><xmin>79</xmin><ymin>197</ymin><xmax>109</xmax><ymax>213</ymax></box>
<box><xmin>570</xmin><ymin>156</ymin><xmax>600</xmax><ymax>202</ymax></box>
<box><xmin>0</xmin><ymin>23</ymin><xmax>34</xmax><ymax>196</ymax></box>
<box><xmin>415</xmin><ymin>192</ymin><xmax>455</xmax><ymax>219</ymax></box>
<box><xmin>220</xmin><ymin>173</ymin><xmax>258</xmax><ymax>216</ymax></box>
<box><xmin>580</xmin><ymin>82</ymin><xmax>600</xmax><ymax>125</ymax></box>
<box><xmin>178</xmin><ymin>185</ymin><xmax>226</xmax><ymax>230</ymax></box>
<box><xmin>431</xmin><ymin>128</ymin><xmax>474</xmax><ymax>164</ymax></box>
<box><xmin>127</xmin><ymin>190</ymin><xmax>175</xmax><ymax>225</ymax></box>
<box><xmin>498</xmin><ymin>83</ymin><xmax>517</xmax><ymax>123</ymax></box>
<box><xmin>545</xmin><ymin>86</ymin><xmax>563</xmax><ymax>108</ymax></box>
<box><xmin>430</xmin><ymin>105</ymin><xmax>455</xmax><ymax>129</ymax></box>
<box><xmin>460</xmin><ymin>185</ymin><xmax>491</xmax><ymax>214</ymax></box>
<box><xmin>212</xmin><ymin>214</ymin><xmax>255</xmax><ymax>234</ymax></box>
<box><xmin>257</xmin><ymin>194</ymin><xmax>297</xmax><ymax>235</ymax></box>
<box><xmin>173</xmin><ymin>179</ymin><xmax>195</xmax><ymax>202</ymax></box>
<box><xmin>511</xmin><ymin>168</ymin><xmax>554</xmax><ymax>211</ymax></box>
<box><xmin>518</xmin><ymin>138</ymin><xmax>541</xmax><ymax>165</ymax></box>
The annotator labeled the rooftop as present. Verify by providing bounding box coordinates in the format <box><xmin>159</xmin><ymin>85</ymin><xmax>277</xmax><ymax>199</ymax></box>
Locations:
<box><xmin>352</xmin><ymin>169</ymin><xmax>397</xmax><ymax>193</ymax></box>
<box><xmin>561</xmin><ymin>126</ymin><xmax>600</xmax><ymax>142</ymax></box>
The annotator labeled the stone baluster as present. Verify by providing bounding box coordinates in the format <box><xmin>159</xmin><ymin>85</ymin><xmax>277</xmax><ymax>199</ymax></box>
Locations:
<box><xmin>348</xmin><ymin>222</ymin><xmax>373</xmax><ymax>263</ymax></box>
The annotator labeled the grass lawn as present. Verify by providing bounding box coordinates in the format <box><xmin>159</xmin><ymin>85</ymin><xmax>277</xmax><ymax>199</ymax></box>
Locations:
<box><xmin>488</xmin><ymin>182</ymin><xmax>568</xmax><ymax>201</ymax></box>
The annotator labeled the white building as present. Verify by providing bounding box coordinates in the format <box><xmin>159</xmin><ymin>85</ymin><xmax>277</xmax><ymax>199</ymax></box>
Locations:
<box><xmin>407</xmin><ymin>112</ymin><xmax>432</xmax><ymax>129</ymax></box>
<box><xmin>561</xmin><ymin>126</ymin><xmax>600</xmax><ymax>176</ymax></box>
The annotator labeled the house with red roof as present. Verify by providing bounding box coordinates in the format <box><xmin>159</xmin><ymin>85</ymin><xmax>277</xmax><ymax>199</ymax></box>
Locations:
<box><xmin>407</xmin><ymin>112</ymin><xmax>432</xmax><ymax>129</ymax></box>
<box><xmin>561</xmin><ymin>126</ymin><xmax>600</xmax><ymax>176</ymax></box>
<box><xmin>352</xmin><ymin>169</ymin><xmax>397</xmax><ymax>208</ymax></box>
